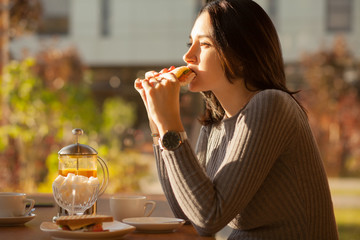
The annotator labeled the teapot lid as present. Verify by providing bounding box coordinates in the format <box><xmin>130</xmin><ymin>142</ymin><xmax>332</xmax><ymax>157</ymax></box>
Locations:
<box><xmin>58</xmin><ymin>128</ymin><xmax>98</xmax><ymax>156</ymax></box>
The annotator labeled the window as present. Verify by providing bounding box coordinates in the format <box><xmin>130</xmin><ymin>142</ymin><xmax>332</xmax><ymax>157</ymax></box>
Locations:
<box><xmin>101</xmin><ymin>0</ymin><xmax>110</xmax><ymax>37</ymax></box>
<box><xmin>37</xmin><ymin>0</ymin><xmax>69</xmax><ymax>35</ymax></box>
<box><xmin>326</xmin><ymin>0</ymin><xmax>353</xmax><ymax>32</ymax></box>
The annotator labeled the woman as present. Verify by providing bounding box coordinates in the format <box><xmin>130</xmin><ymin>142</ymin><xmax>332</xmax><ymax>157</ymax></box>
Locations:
<box><xmin>134</xmin><ymin>0</ymin><xmax>338</xmax><ymax>239</ymax></box>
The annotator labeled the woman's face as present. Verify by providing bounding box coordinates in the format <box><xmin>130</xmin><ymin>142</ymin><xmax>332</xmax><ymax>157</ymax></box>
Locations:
<box><xmin>183</xmin><ymin>12</ymin><xmax>227</xmax><ymax>93</ymax></box>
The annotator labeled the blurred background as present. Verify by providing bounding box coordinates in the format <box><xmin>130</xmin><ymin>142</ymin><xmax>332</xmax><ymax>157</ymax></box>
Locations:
<box><xmin>0</xmin><ymin>0</ymin><xmax>359</xmax><ymax>238</ymax></box>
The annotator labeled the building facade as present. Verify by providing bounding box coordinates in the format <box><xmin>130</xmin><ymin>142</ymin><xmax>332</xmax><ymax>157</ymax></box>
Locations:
<box><xmin>10</xmin><ymin>0</ymin><xmax>360</xmax><ymax>66</ymax></box>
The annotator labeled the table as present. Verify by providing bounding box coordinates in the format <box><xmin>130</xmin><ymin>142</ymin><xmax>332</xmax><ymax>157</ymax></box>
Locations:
<box><xmin>0</xmin><ymin>193</ymin><xmax>219</xmax><ymax>240</ymax></box>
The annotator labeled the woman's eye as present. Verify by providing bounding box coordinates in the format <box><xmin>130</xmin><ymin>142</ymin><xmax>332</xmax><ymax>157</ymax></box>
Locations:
<box><xmin>200</xmin><ymin>42</ymin><xmax>211</xmax><ymax>47</ymax></box>
<box><xmin>186</xmin><ymin>41</ymin><xmax>211</xmax><ymax>48</ymax></box>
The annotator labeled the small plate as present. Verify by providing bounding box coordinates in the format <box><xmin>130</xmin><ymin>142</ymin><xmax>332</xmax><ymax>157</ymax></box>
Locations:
<box><xmin>0</xmin><ymin>214</ymin><xmax>36</xmax><ymax>226</ymax></box>
<box><xmin>40</xmin><ymin>221</ymin><xmax>135</xmax><ymax>239</ymax></box>
<box><xmin>122</xmin><ymin>217</ymin><xmax>185</xmax><ymax>233</ymax></box>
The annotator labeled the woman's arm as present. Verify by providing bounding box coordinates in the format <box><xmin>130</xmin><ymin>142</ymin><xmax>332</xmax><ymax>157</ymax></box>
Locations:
<box><xmin>153</xmin><ymin>144</ymin><xmax>188</xmax><ymax>220</ymax></box>
<box><xmin>153</xmin><ymin>125</ymin><xmax>210</xmax><ymax>222</ymax></box>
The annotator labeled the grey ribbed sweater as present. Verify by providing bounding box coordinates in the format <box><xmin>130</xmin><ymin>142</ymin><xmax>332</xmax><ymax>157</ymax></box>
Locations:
<box><xmin>154</xmin><ymin>89</ymin><xmax>338</xmax><ymax>239</ymax></box>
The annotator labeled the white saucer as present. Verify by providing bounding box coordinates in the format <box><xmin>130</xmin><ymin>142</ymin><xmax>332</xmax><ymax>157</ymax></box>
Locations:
<box><xmin>0</xmin><ymin>214</ymin><xmax>36</xmax><ymax>226</ymax></box>
<box><xmin>122</xmin><ymin>217</ymin><xmax>185</xmax><ymax>233</ymax></box>
<box><xmin>40</xmin><ymin>221</ymin><xmax>135</xmax><ymax>239</ymax></box>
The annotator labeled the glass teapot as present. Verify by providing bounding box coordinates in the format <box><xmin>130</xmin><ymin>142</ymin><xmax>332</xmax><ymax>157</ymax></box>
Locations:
<box><xmin>53</xmin><ymin>128</ymin><xmax>109</xmax><ymax>215</ymax></box>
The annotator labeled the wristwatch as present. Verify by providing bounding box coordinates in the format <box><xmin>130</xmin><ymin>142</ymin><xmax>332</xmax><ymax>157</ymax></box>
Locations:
<box><xmin>159</xmin><ymin>131</ymin><xmax>187</xmax><ymax>150</ymax></box>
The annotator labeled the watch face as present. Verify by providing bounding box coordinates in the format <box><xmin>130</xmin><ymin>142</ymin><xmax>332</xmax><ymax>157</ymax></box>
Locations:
<box><xmin>162</xmin><ymin>131</ymin><xmax>181</xmax><ymax>150</ymax></box>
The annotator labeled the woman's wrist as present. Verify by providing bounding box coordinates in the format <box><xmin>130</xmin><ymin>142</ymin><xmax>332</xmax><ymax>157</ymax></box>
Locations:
<box><xmin>148</xmin><ymin>119</ymin><xmax>159</xmax><ymax>145</ymax></box>
<box><xmin>158</xmin><ymin>126</ymin><xmax>184</xmax><ymax>138</ymax></box>
<box><xmin>151</xmin><ymin>132</ymin><xmax>160</xmax><ymax>145</ymax></box>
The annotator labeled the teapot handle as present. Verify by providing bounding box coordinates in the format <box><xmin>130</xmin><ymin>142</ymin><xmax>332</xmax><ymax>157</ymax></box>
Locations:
<box><xmin>97</xmin><ymin>156</ymin><xmax>109</xmax><ymax>196</ymax></box>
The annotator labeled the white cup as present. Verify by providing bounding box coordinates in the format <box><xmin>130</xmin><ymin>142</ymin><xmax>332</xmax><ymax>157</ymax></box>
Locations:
<box><xmin>0</xmin><ymin>193</ymin><xmax>35</xmax><ymax>217</ymax></box>
<box><xmin>110</xmin><ymin>195</ymin><xmax>156</xmax><ymax>221</ymax></box>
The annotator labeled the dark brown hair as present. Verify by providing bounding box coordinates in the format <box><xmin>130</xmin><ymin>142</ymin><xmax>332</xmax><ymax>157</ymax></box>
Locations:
<box><xmin>198</xmin><ymin>0</ymin><xmax>302</xmax><ymax>125</ymax></box>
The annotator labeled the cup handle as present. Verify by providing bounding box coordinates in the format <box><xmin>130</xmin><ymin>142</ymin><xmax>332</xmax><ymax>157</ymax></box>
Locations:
<box><xmin>144</xmin><ymin>201</ymin><xmax>156</xmax><ymax>217</ymax></box>
<box><xmin>23</xmin><ymin>199</ymin><xmax>35</xmax><ymax>216</ymax></box>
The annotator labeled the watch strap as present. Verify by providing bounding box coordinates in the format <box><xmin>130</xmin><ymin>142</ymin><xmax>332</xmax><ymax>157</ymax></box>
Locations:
<box><xmin>178</xmin><ymin>131</ymin><xmax>188</xmax><ymax>141</ymax></box>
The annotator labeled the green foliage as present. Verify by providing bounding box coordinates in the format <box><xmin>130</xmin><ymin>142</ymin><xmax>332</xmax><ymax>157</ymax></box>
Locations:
<box><xmin>0</xmin><ymin>59</ymin><xmax>47</xmax><ymax>148</ymax></box>
<box><xmin>0</xmin><ymin>58</ymin><xmax>99</xmax><ymax>147</ymax></box>
<box><xmin>106</xmin><ymin>150</ymin><xmax>149</xmax><ymax>193</ymax></box>
<box><xmin>335</xmin><ymin>208</ymin><xmax>360</xmax><ymax>240</ymax></box>
<box><xmin>37</xmin><ymin>152</ymin><xmax>58</xmax><ymax>193</ymax></box>
<box><xmin>330</xmin><ymin>179</ymin><xmax>360</xmax><ymax>240</ymax></box>
<box><xmin>101</xmin><ymin>97</ymin><xmax>136</xmax><ymax>142</ymax></box>
<box><xmin>0</xmin><ymin>58</ymin><xmax>149</xmax><ymax>193</ymax></box>
<box><xmin>98</xmin><ymin>97</ymin><xmax>150</xmax><ymax>193</ymax></box>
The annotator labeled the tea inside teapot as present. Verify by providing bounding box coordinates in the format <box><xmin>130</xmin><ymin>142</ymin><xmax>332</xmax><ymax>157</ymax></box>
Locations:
<box><xmin>59</xmin><ymin>168</ymin><xmax>97</xmax><ymax>178</ymax></box>
<box><xmin>58</xmin><ymin>155</ymin><xmax>98</xmax><ymax>178</ymax></box>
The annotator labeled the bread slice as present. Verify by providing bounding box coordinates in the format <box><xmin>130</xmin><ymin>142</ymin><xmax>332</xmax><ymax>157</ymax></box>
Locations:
<box><xmin>171</xmin><ymin>66</ymin><xmax>196</xmax><ymax>86</ymax></box>
<box><xmin>56</xmin><ymin>215</ymin><xmax>113</xmax><ymax>231</ymax></box>
<box><xmin>155</xmin><ymin>66</ymin><xmax>196</xmax><ymax>86</ymax></box>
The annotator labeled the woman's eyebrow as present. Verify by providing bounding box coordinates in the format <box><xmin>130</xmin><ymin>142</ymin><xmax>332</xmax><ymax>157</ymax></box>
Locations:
<box><xmin>189</xmin><ymin>34</ymin><xmax>212</xmax><ymax>40</ymax></box>
<box><xmin>198</xmin><ymin>34</ymin><xmax>211</xmax><ymax>39</ymax></box>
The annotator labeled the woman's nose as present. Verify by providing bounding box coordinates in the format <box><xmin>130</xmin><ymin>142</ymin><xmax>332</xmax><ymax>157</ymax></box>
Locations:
<box><xmin>183</xmin><ymin>46</ymin><xmax>197</xmax><ymax>64</ymax></box>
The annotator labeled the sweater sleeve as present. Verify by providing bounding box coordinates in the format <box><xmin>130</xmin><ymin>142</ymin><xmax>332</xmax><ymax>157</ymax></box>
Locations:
<box><xmin>160</xmin><ymin>90</ymin><xmax>299</xmax><ymax>235</ymax></box>
<box><xmin>153</xmin><ymin>125</ymin><xmax>210</xmax><ymax>222</ymax></box>
<box><xmin>153</xmin><ymin>144</ymin><xmax>188</xmax><ymax>220</ymax></box>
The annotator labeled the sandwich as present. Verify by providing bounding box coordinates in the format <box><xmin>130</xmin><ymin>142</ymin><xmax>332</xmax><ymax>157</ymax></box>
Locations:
<box><xmin>55</xmin><ymin>214</ymin><xmax>114</xmax><ymax>232</ymax></box>
<box><xmin>158</xmin><ymin>66</ymin><xmax>196</xmax><ymax>86</ymax></box>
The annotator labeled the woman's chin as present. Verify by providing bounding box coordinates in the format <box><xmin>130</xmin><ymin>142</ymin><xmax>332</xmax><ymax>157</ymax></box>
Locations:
<box><xmin>187</xmin><ymin>83</ymin><xmax>198</xmax><ymax>93</ymax></box>
<box><xmin>187</xmin><ymin>79</ymin><xmax>202</xmax><ymax>92</ymax></box>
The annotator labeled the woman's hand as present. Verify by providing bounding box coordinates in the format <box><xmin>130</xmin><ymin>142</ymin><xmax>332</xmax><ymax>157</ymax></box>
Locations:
<box><xmin>134</xmin><ymin>71</ymin><xmax>160</xmax><ymax>135</ymax></box>
<box><xmin>134</xmin><ymin>71</ymin><xmax>184</xmax><ymax>137</ymax></box>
